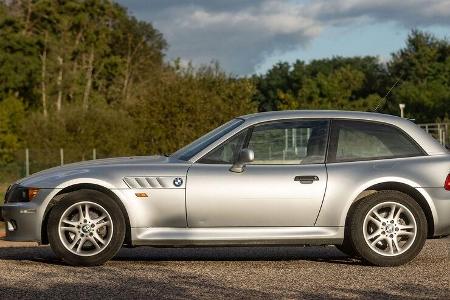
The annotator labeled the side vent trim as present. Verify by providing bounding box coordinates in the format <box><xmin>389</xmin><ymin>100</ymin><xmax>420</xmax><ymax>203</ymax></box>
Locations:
<box><xmin>123</xmin><ymin>176</ymin><xmax>185</xmax><ymax>189</ymax></box>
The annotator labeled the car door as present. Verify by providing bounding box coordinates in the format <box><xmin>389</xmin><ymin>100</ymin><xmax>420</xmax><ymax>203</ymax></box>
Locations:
<box><xmin>186</xmin><ymin>119</ymin><xmax>329</xmax><ymax>227</ymax></box>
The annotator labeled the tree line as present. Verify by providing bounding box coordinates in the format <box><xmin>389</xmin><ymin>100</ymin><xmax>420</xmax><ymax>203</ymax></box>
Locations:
<box><xmin>0</xmin><ymin>0</ymin><xmax>449</xmax><ymax>175</ymax></box>
<box><xmin>253</xmin><ymin>31</ymin><xmax>449</xmax><ymax>122</ymax></box>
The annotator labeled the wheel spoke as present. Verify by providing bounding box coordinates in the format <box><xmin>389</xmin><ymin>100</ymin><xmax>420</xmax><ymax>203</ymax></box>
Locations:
<box><xmin>92</xmin><ymin>214</ymin><xmax>107</xmax><ymax>224</ymax></box>
<box><xmin>388</xmin><ymin>204</ymin><xmax>396</xmax><ymax>219</ymax></box>
<box><xmin>76</xmin><ymin>237</ymin><xmax>87</xmax><ymax>253</ymax></box>
<box><xmin>93</xmin><ymin>232</ymin><xmax>106</xmax><ymax>245</ymax></box>
<box><xmin>372</xmin><ymin>210</ymin><xmax>384</xmax><ymax>222</ymax></box>
<box><xmin>371</xmin><ymin>235</ymin><xmax>384</xmax><ymax>246</ymax></box>
<box><xmin>393</xmin><ymin>236</ymin><xmax>401</xmax><ymax>253</ymax></box>
<box><xmin>368</xmin><ymin>215</ymin><xmax>382</xmax><ymax>227</ymax></box>
<box><xmin>62</xmin><ymin>219</ymin><xmax>78</xmax><ymax>227</ymax></box>
<box><xmin>398</xmin><ymin>224</ymin><xmax>415</xmax><ymax>237</ymax></box>
<box><xmin>89</xmin><ymin>236</ymin><xmax>101</xmax><ymax>249</ymax></box>
<box><xmin>394</xmin><ymin>207</ymin><xmax>403</xmax><ymax>222</ymax></box>
<box><xmin>69</xmin><ymin>235</ymin><xmax>81</xmax><ymax>249</ymax></box>
<box><xmin>398</xmin><ymin>224</ymin><xmax>414</xmax><ymax>230</ymax></box>
<box><xmin>367</xmin><ymin>230</ymin><xmax>382</xmax><ymax>240</ymax></box>
<box><xmin>84</xmin><ymin>203</ymin><xmax>91</xmax><ymax>221</ymax></box>
<box><xmin>61</xmin><ymin>226</ymin><xmax>78</xmax><ymax>233</ymax></box>
<box><xmin>77</xmin><ymin>204</ymin><xmax>84</xmax><ymax>221</ymax></box>
<box><xmin>387</xmin><ymin>238</ymin><xmax>394</xmax><ymax>254</ymax></box>
<box><xmin>398</xmin><ymin>230</ymin><xmax>414</xmax><ymax>236</ymax></box>
<box><xmin>96</xmin><ymin>220</ymin><xmax>111</xmax><ymax>229</ymax></box>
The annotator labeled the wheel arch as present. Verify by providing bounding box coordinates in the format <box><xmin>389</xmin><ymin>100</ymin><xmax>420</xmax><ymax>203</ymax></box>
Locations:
<box><xmin>347</xmin><ymin>181</ymin><xmax>435</xmax><ymax>238</ymax></box>
<box><xmin>41</xmin><ymin>183</ymin><xmax>132</xmax><ymax>245</ymax></box>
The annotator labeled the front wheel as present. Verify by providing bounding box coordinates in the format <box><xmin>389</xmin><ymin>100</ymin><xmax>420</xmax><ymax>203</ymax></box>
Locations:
<box><xmin>349</xmin><ymin>191</ymin><xmax>427</xmax><ymax>266</ymax></box>
<box><xmin>47</xmin><ymin>190</ymin><xmax>125</xmax><ymax>266</ymax></box>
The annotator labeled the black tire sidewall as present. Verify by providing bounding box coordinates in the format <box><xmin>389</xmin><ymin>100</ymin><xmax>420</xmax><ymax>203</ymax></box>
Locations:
<box><xmin>47</xmin><ymin>189</ymin><xmax>126</xmax><ymax>266</ymax></box>
<box><xmin>350</xmin><ymin>191</ymin><xmax>427</xmax><ymax>266</ymax></box>
<box><xmin>335</xmin><ymin>242</ymin><xmax>358</xmax><ymax>257</ymax></box>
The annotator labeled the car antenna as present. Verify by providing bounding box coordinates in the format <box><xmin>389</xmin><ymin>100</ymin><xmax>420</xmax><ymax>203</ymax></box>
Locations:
<box><xmin>371</xmin><ymin>76</ymin><xmax>402</xmax><ymax>113</ymax></box>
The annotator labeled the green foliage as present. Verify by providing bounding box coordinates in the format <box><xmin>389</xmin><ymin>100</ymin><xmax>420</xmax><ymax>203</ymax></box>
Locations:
<box><xmin>23</xmin><ymin>103</ymin><xmax>136</xmax><ymax>156</ymax></box>
<box><xmin>254</xmin><ymin>56</ymin><xmax>388</xmax><ymax>112</ymax></box>
<box><xmin>0</xmin><ymin>15</ymin><xmax>41</xmax><ymax>103</ymax></box>
<box><xmin>386</xmin><ymin>30</ymin><xmax>450</xmax><ymax>122</ymax></box>
<box><xmin>20</xmin><ymin>64</ymin><xmax>256</xmax><ymax>159</ymax></box>
<box><xmin>130</xmin><ymin>64</ymin><xmax>257</xmax><ymax>154</ymax></box>
<box><xmin>0</xmin><ymin>94</ymin><xmax>25</xmax><ymax>162</ymax></box>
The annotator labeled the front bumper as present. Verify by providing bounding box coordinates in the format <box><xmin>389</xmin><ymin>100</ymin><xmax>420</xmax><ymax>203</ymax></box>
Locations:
<box><xmin>1</xmin><ymin>188</ymin><xmax>55</xmax><ymax>242</ymax></box>
<box><xmin>1</xmin><ymin>202</ymin><xmax>42</xmax><ymax>241</ymax></box>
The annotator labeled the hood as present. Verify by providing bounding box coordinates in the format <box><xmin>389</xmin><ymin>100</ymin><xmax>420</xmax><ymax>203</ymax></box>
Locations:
<box><xmin>15</xmin><ymin>155</ymin><xmax>189</xmax><ymax>188</ymax></box>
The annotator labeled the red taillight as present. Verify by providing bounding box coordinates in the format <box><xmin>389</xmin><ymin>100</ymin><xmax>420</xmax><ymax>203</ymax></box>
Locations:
<box><xmin>445</xmin><ymin>174</ymin><xmax>450</xmax><ymax>191</ymax></box>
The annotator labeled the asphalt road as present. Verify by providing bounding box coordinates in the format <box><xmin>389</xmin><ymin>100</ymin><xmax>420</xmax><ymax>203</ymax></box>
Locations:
<box><xmin>0</xmin><ymin>239</ymin><xmax>448</xmax><ymax>299</ymax></box>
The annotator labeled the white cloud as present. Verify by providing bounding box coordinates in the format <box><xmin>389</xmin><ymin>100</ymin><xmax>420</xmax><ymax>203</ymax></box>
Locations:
<box><xmin>309</xmin><ymin>0</ymin><xmax>450</xmax><ymax>27</ymax></box>
<box><xmin>118</xmin><ymin>0</ymin><xmax>450</xmax><ymax>74</ymax></box>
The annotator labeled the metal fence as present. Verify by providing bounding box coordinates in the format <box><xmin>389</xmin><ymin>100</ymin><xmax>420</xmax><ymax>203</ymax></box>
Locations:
<box><xmin>418</xmin><ymin>123</ymin><xmax>449</xmax><ymax>147</ymax></box>
<box><xmin>0</xmin><ymin>148</ymin><xmax>116</xmax><ymax>182</ymax></box>
<box><xmin>21</xmin><ymin>148</ymin><xmax>98</xmax><ymax>177</ymax></box>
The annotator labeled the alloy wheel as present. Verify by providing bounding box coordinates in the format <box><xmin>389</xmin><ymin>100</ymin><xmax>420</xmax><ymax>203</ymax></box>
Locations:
<box><xmin>363</xmin><ymin>201</ymin><xmax>417</xmax><ymax>256</ymax></box>
<box><xmin>58</xmin><ymin>201</ymin><xmax>113</xmax><ymax>256</ymax></box>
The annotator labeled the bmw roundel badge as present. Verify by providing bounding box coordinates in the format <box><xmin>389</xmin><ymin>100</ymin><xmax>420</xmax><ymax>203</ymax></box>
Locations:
<box><xmin>173</xmin><ymin>177</ymin><xmax>183</xmax><ymax>187</ymax></box>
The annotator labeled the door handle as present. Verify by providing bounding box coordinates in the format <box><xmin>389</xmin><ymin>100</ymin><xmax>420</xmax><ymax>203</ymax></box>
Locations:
<box><xmin>294</xmin><ymin>175</ymin><xmax>319</xmax><ymax>184</ymax></box>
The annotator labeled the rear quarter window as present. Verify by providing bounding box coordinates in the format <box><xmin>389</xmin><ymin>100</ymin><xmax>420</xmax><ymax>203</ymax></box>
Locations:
<box><xmin>328</xmin><ymin>120</ymin><xmax>425</xmax><ymax>163</ymax></box>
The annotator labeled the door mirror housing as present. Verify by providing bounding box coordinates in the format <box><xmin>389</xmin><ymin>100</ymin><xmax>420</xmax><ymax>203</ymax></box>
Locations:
<box><xmin>230</xmin><ymin>148</ymin><xmax>254</xmax><ymax>173</ymax></box>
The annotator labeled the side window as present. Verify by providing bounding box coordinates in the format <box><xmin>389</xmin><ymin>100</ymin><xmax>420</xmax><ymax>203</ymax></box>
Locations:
<box><xmin>247</xmin><ymin>120</ymin><xmax>328</xmax><ymax>165</ymax></box>
<box><xmin>329</xmin><ymin>120</ymin><xmax>424</xmax><ymax>162</ymax></box>
<box><xmin>198</xmin><ymin>130</ymin><xmax>248</xmax><ymax>164</ymax></box>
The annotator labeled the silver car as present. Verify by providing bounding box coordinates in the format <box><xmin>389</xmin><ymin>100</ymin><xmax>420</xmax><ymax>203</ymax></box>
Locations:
<box><xmin>1</xmin><ymin>110</ymin><xmax>449</xmax><ymax>266</ymax></box>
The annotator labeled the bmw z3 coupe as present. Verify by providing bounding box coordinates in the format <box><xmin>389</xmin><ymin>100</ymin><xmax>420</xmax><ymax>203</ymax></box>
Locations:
<box><xmin>1</xmin><ymin>110</ymin><xmax>449</xmax><ymax>266</ymax></box>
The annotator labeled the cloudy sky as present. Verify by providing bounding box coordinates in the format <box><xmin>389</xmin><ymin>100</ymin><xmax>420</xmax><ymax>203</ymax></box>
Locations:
<box><xmin>117</xmin><ymin>0</ymin><xmax>450</xmax><ymax>75</ymax></box>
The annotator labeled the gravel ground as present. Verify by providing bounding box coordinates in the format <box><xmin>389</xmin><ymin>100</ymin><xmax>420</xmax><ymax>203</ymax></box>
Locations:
<box><xmin>0</xmin><ymin>238</ymin><xmax>448</xmax><ymax>299</ymax></box>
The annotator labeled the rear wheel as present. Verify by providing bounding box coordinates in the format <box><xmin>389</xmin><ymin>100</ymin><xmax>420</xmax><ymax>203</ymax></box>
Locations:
<box><xmin>349</xmin><ymin>190</ymin><xmax>427</xmax><ymax>266</ymax></box>
<box><xmin>47</xmin><ymin>190</ymin><xmax>125</xmax><ymax>266</ymax></box>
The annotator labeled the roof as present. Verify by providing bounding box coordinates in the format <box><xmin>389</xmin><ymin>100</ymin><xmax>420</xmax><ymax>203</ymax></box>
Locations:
<box><xmin>239</xmin><ymin>110</ymin><xmax>447</xmax><ymax>156</ymax></box>
<box><xmin>242</xmin><ymin>110</ymin><xmax>399</xmax><ymax>122</ymax></box>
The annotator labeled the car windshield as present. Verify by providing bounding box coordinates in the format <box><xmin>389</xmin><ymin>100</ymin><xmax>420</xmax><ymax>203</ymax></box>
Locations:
<box><xmin>171</xmin><ymin>118</ymin><xmax>244</xmax><ymax>161</ymax></box>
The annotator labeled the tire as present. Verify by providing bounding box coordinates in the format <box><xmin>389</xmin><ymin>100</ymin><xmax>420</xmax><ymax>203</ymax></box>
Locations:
<box><xmin>348</xmin><ymin>190</ymin><xmax>427</xmax><ymax>266</ymax></box>
<box><xmin>47</xmin><ymin>189</ymin><xmax>126</xmax><ymax>266</ymax></box>
<box><xmin>335</xmin><ymin>218</ymin><xmax>359</xmax><ymax>257</ymax></box>
<box><xmin>335</xmin><ymin>241</ymin><xmax>358</xmax><ymax>257</ymax></box>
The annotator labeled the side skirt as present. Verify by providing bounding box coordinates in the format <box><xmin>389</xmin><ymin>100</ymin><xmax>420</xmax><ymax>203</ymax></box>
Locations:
<box><xmin>131</xmin><ymin>226</ymin><xmax>344</xmax><ymax>246</ymax></box>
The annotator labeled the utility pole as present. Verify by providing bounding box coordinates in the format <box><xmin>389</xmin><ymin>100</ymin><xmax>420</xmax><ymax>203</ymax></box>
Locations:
<box><xmin>399</xmin><ymin>103</ymin><xmax>405</xmax><ymax>118</ymax></box>
<box><xmin>60</xmin><ymin>148</ymin><xmax>64</xmax><ymax>166</ymax></box>
<box><xmin>25</xmin><ymin>148</ymin><xmax>29</xmax><ymax>177</ymax></box>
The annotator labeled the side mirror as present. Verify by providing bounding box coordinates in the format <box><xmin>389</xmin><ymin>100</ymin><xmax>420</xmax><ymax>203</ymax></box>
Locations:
<box><xmin>230</xmin><ymin>148</ymin><xmax>254</xmax><ymax>173</ymax></box>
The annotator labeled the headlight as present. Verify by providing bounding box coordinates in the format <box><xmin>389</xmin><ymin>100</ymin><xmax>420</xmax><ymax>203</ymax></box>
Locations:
<box><xmin>4</xmin><ymin>185</ymin><xmax>40</xmax><ymax>203</ymax></box>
